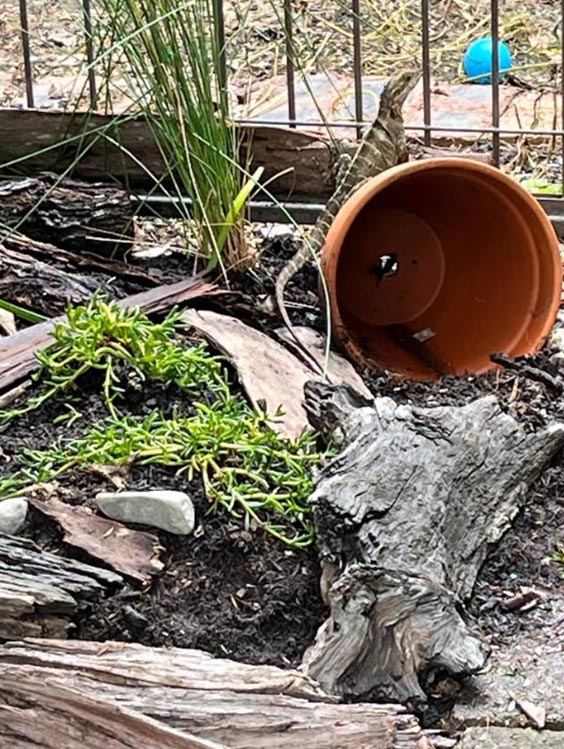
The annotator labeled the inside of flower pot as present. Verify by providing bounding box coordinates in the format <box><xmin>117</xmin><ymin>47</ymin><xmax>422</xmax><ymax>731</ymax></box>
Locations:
<box><xmin>332</xmin><ymin>162</ymin><xmax>562</xmax><ymax>379</ymax></box>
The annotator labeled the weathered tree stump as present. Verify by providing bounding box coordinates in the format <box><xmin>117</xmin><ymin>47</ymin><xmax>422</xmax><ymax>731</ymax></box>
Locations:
<box><xmin>0</xmin><ymin>639</ymin><xmax>429</xmax><ymax>749</ymax></box>
<box><xmin>300</xmin><ymin>382</ymin><xmax>564</xmax><ymax>706</ymax></box>
<box><xmin>0</xmin><ymin>534</ymin><xmax>121</xmax><ymax>639</ymax></box>
<box><xmin>0</xmin><ymin>174</ymin><xmax>134</xmax><ymax>257</ymax></box>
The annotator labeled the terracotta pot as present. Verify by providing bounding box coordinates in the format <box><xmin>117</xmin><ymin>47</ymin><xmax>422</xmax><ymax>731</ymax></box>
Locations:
<box><xmin>320</xmin><ymin>158</ymin><xmax>562</xmax><ymax>380</ymax></box>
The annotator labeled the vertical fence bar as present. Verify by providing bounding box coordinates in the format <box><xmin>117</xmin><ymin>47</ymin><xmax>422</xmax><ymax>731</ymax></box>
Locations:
<box><xmin>351</xmin><ymin>0</ymin><xmax>363</xmax><ymax>140</ymax></box>
<box><xmin>284</xmin><ymin>0</ymin><xmax>297</xmax><ymax>126</ymax></box>
<box><xmin>213</xmin><ymin>0</ymin><xmax>228</xmax><ymax>100</ymax></box>
<box><xmin>490</xmin><ymin>0</ymin><xmax>501</xmax><ymax>165</ymax></box>
<box><xmin>561</xmin><ymin>0</ymin><xmax>564</xmax><ymax>197</ymax></box>
<box><xmin>421</xmin><ymin>0</ymin><xmax>432</xmax><ymax>146</ymax></box>
<box><xmin>19</xmin><ymin>0</ymin><xmax>34</xmax><ymax>108</ymax></box>
<box><xmin>82</xmin><ymin>0</ymin><xmax>97</xmax><ymax>109</ymax></box>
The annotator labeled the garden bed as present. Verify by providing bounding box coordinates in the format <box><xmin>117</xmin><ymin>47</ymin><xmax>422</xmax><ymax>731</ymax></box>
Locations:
<box><xmin>2</xmin><ymin>232</ymin><xmax>564</xmax><ymax>692</ymax></box>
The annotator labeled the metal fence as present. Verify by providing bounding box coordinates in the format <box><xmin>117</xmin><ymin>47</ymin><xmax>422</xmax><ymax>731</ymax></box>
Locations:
<box><xmin>10</xmin><ymin>0</ymin><xmax>564</xmax><ymax>223</ymax></box>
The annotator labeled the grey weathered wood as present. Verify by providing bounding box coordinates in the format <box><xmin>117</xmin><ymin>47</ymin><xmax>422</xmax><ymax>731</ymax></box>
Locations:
<box><xmin>0</xmin><ymin>242</ymin><xmax>102</xmax><ymax>316</ymax></box>
<box><xmin>0</xmin><ymin>639</ymin><xmax>428</xmax><ymax>749</ymax></box>
<box><xmin>300</xmin><ymin>382</ymin><xmax>564</xmax><ymax>706</ymax></box>
<box><xmin>0</xmin><ymin>534</ymin><xmax>121</xmax><ymax>639</ymax></box>
<box><xmin>0</xmin><ymin>672</ymin><xmax>229</xmax><ymax>749</ymax></box>
<box><xmin>0</xmin><ymin>175</ymin><xmax>134</xmax><ymax>257</ymax></box>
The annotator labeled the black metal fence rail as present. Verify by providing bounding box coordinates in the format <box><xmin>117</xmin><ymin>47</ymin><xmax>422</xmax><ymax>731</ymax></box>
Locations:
<box><xmin>12</xmin><ymin>0</ymin><xmax>564</xmax><ymax>203</ymax></box>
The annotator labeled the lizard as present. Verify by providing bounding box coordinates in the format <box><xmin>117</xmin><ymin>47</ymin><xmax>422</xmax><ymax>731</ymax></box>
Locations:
<box><xmin>274</xmin><ymin>69</ymin><xmax>420</xmax><ymax>370</ymax></box>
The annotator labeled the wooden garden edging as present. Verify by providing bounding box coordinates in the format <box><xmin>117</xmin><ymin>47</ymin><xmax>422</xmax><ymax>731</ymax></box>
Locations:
<box><xmin>0</xmin><ymin>638</ymin><xmax>430</xmax><ymax>749</ymax></box>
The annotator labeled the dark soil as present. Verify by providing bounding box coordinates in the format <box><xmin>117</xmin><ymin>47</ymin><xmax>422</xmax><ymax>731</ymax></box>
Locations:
<box><xmin>2</xmin><ymin>231</ymin><xmax>564</xmax><ymax>678</ymax></box>
<box><xmin>1</xmin><ymin>354</ymin><xmax>327</xmax><ymax>669</ymax></box>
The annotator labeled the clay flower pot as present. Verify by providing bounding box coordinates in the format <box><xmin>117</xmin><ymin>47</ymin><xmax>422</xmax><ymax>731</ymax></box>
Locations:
<box><xmin>320</xmin><ymin>158</ymin><xmax>562</xmax><ymax>379</ymax></box>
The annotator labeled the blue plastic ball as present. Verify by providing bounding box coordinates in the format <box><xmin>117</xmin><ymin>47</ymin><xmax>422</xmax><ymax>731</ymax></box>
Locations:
<box><xmin>463</xmin><ymin>38</ymin><xmax>512</xmax><ymax>84</ymax></box>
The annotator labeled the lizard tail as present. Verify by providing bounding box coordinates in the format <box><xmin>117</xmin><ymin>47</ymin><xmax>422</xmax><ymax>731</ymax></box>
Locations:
<box><xmin>275</xmin><ymin>258</ymin><xmax>326</xmax><ymax>376</ymax></box>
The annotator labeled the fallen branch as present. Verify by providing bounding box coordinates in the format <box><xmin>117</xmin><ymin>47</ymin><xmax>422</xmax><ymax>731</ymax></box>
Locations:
<box><xmin>0</xmin><ymin>672</ymin><xmax>228</xmax><ymax>749</ymax></box>
<box><xmin>0</xmin><ymin>638</ymin><xmax>428</xmax><ymax>749</ymax></box>
<box><xmin>490</xmin><ymin>353</ymin><xmax>564</xmax><ymax>394</ymax></box>
<box><xmin>300</xmin><ymin>382</ymin><xmax>564</xmax><ymax>705</ymax></box>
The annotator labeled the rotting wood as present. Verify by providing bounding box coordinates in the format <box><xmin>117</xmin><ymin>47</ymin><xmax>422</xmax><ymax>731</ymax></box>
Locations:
<box><xmin>0</xmin><ymin>638</ymin><xmax>429</xmax><ymax>749</ymax></box>
<box><xmin>0</xmin><ymin>175</ymin><xmax>135</xmax><ymax>257</ymax></box>
<box><xmin>0</xmin><ymin>233</ymin><xmax>161</xmax><ymax>318</ymax></box>
<box><xmin>0</xmin><ymin>275</ymin><xmax>219</xmax><ymax>393</ymax></box>
<box><xmin>0</xmin><ymin>534</ymin><xmax>121</xmax><ymax>640</ymax></box>
<box><xmin>0</xmin><ymin>243</ymin><xmax>103</xmax><ymax>316</ymax></box>
<box><xmin>300</xmin><ymin>382</ymin><xmax>564</xmax><ymax>706</ymax></box>
<box><xmin>2</xmin><ymin>230</ymin><xmax>160</xmax><ymax>287</ymax></box>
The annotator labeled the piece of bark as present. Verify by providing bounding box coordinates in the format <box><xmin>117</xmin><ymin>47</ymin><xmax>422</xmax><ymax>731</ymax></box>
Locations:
<box><xmin>0</xmin><ymin>672</ymin><xmax>229</xmax><ymax>749</ymax></box>
<box><xmin>0</xmin><ymin>309</ymin><xmax>16</xmax><ymax>336</ymax></box>
<box><xmin>300</xmin><ymin>382</ymin><xmax>564</xmax><ymax>705</ymax></box>
<box><xmin>0</xmin><ymin>275</ymin><xmax>218</xmax><ymax>392</ymax></box>
<box><xmin>0</xmin><ymin>381</ymin><xmax>29</xmax><ymax>408</ymax></box>
<box><xmin>182</xmin><ymin>311</ymin><xmax>375</xmax><ymax>440</ymax></box>
<box><xmin>181</xmin><ymin>309</ymin><xmax>319</xmax><ymax>439</ymax></box>
<box><xmin>0</xmin><ymin>639</ymin><xmax>427</xmax><ymax>749</ymax></box>
<box><xmin>0</xmin><ymin>175</ymin><xmax>134</xmax><ymax>257</ymax></box>
<box><xmin>514</xmin><ymin>696</ymin><xmax>546</xmax><ymax>729</ymax></box>
<box><xmin>28</xmin><ymin>496</ymin><xmax>163</xmax><ymax>583</ymax></box>
<box><xmin>0</xmin><ymin>534</ymin><xmax>121</xmax><ymax>640</ymax></box>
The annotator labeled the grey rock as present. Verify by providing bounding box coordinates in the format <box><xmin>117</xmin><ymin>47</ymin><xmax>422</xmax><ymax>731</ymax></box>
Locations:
<box><xmin>452</xmin><ymin>596</ymin><xmax>564</xmax><ymax>730</ymax></box>
<box><xmin>550</xmin><ymin>351</ymin><xmax>564</xmax><ymax>369</ymax></box>
<box><xmin>458</xmin><ymin>727</ymin><xmax>564</xmax><ymax>749</ymax></box>
<box><xmin>549</xmin><ymin>327</ymin><xmax>564</xmax><ymax>353</ymax></box>
<box><xmin>0</xmin><ymin>497</ymin><xmax>28</xmax><ymax>535</ymax></box>
<box><xmin>95</xmin><ymin>490</ymin><xmax>195</xmax><ymax>535</ymax></box>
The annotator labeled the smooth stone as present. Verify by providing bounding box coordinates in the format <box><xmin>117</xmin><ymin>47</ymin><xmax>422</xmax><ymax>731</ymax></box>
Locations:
<box><xmin>0</xmin><ymin>497</ymin><xmax>28</xmax><ymax>535</ymax></box>
<box><xmin>95</xmin><ymin>490</ymin><xmax>195</xmax><ymax>535</ymax></box>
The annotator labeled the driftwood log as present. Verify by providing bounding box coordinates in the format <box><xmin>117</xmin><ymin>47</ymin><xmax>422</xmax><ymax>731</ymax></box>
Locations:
<box><xmin>0</xmin><ymin>534</ymin><xmax>121</xmax><ymax>639</ymax></box>
<box><xmin>0</xmin><ymin>639</ymin><xmax>429</xmax><ymax>749</ymax></box>
<box><xmin>0</xmin><ymin>175</ymin><xmax>134</xmax><ymax>257</ymax></box>
<box><xmin>300</xmin><ymin>382</ymin><xmax>564</xmax><ymax>706</ymax></box>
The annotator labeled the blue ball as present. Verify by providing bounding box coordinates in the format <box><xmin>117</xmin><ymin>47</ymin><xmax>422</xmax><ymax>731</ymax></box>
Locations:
<box><xmin>463</xmin><ymin>38</ymin><xmax>512</xmax><ymax>84</ymax></box>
